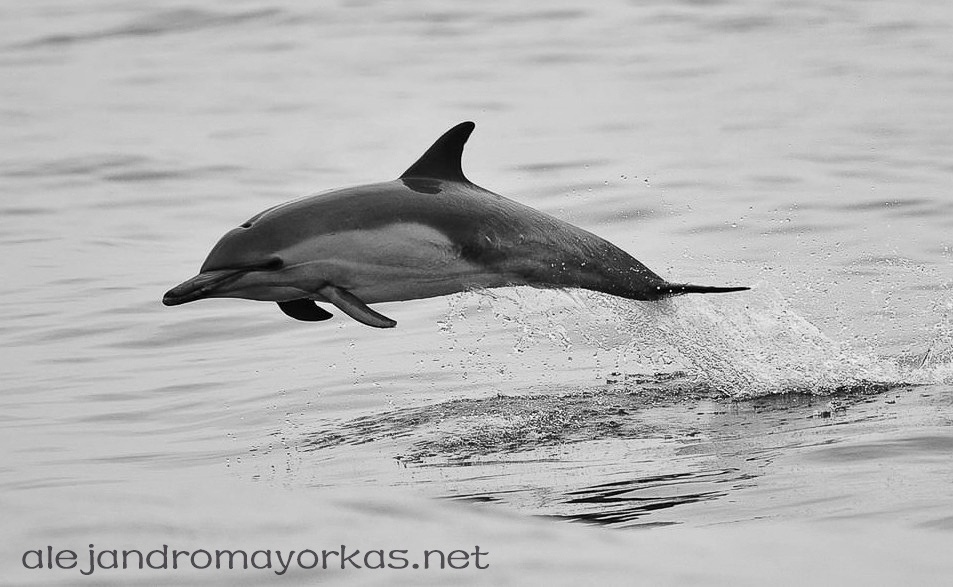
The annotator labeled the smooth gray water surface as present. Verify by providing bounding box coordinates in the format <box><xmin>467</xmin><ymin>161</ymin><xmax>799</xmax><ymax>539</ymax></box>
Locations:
<box><xmin>2</xmin><ymin>1</ymin><xmax>953</xmax><ymax>584</ymax></box>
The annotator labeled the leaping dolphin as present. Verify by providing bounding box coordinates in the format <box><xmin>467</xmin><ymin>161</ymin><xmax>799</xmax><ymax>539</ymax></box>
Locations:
<box><xmin>163</xmin><ymin>122</ymin><xmax>748</xmax><ymax>328</ymax></box>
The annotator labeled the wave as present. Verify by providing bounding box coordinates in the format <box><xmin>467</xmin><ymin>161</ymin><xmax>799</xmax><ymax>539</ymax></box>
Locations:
<box><xmin>13</xmin><ymin>7</ymin><xmax>283</xmax><ymax>50</ymax></box>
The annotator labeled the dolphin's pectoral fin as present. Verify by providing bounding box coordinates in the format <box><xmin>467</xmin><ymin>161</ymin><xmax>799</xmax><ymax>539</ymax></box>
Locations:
<box><xmin>277</xmin><ymin>299</ymin><xmax>334</xmax><ymax>322</ymax></box>
<box><xmin>317</xmin><ymin>285</ymin><xmax>397</xmax><ymax>328</ymax></box>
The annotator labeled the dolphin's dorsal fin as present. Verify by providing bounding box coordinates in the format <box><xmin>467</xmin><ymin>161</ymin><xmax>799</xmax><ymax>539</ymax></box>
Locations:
<box><xmin>399</xmin><ymin>121</ymin><xmax>475</xmax><ymax>183</ymax></box>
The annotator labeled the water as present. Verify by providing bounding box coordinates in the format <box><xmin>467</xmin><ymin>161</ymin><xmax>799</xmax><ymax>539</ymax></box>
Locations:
<box><xmin>2</xmin><ymin>0</ymin><xmax>952</xmax><ymax>584</ymax></box>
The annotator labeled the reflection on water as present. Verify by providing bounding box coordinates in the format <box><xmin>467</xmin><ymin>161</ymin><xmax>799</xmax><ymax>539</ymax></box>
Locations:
<box><xmin>553</xmin><ymin>469</ymin><xmax>753</xmax><ymax>528</ymax></box>
<box><xmin>296</xmin><ymin>372</ymin><xmax>930</xmax><ymax>530</ymax></box>
<box><xmin>3</xmin><ymin>0</ymin><xmax>953</xmax><ymax>583</ymax></box>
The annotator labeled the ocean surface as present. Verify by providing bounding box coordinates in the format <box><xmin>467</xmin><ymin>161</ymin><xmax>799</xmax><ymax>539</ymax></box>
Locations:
<box><xmin>2</xmin><ymin>0</ymin><xmax>952</xmax><ymax>584</ymax></box>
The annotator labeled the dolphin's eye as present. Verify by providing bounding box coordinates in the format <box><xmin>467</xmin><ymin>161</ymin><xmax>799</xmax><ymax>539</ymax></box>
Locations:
<box><xmin>263</xmin><ymin>257</ymin><xmax>283</xmax><ymax>270</ymax></box>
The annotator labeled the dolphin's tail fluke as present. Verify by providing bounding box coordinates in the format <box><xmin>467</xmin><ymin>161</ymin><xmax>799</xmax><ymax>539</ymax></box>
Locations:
<box><xmin>659</xmin><ymin>282</ymin><xmax>750</xmax><ymax>297</ymax></box>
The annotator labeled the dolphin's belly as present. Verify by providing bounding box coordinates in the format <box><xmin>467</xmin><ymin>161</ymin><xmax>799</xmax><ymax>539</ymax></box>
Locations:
<box><xmin>350</xmin><ymin>270</ymin><xmax>511</xmax><ymax>303</ymax></box>
<box><xmin>283</xmin><ymin>223</ymin><xmax>518</xmax><ymax>303</ymax></box>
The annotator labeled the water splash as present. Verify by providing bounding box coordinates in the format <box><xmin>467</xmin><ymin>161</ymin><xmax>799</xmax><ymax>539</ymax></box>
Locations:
<box><xmin>911</xmin><ymin>295</ymin><xmax>953</xmax><ymax>384</ymax></box>
<box><xmin>642</xmin><ymin>292</ymin><xmax>896</xmax><ymax>397</ymax></box>
<box><xmin>444</xmin><ymin>286</ymin><xmax>952</xmax><ymax>398</ymax></box>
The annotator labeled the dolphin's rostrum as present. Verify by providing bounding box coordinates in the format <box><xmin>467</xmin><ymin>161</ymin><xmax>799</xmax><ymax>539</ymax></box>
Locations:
<box><xmin>163</xmin><ymin>122</ymin><xmax>749</xmax><ymax>328</ymax></box>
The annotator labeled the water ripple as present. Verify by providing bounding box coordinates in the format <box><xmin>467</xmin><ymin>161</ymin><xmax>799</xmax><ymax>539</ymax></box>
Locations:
<box><xmin>13</xmin><ymin>7</ymin><xmax>285</xmax><ymax>49</ymax></box>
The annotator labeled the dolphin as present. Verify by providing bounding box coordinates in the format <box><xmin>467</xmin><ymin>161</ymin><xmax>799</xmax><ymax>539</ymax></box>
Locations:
<box><xmin>163</xmin><ymin>122</ymin><xmax>748</xmax><ymax>328</ymax></box>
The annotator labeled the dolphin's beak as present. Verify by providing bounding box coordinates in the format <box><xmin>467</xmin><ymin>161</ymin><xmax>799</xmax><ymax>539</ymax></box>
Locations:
<box><xmin>162</xmin><ymin>269</ymin><xmax>246</xmax><ymax>306</ymax></box>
